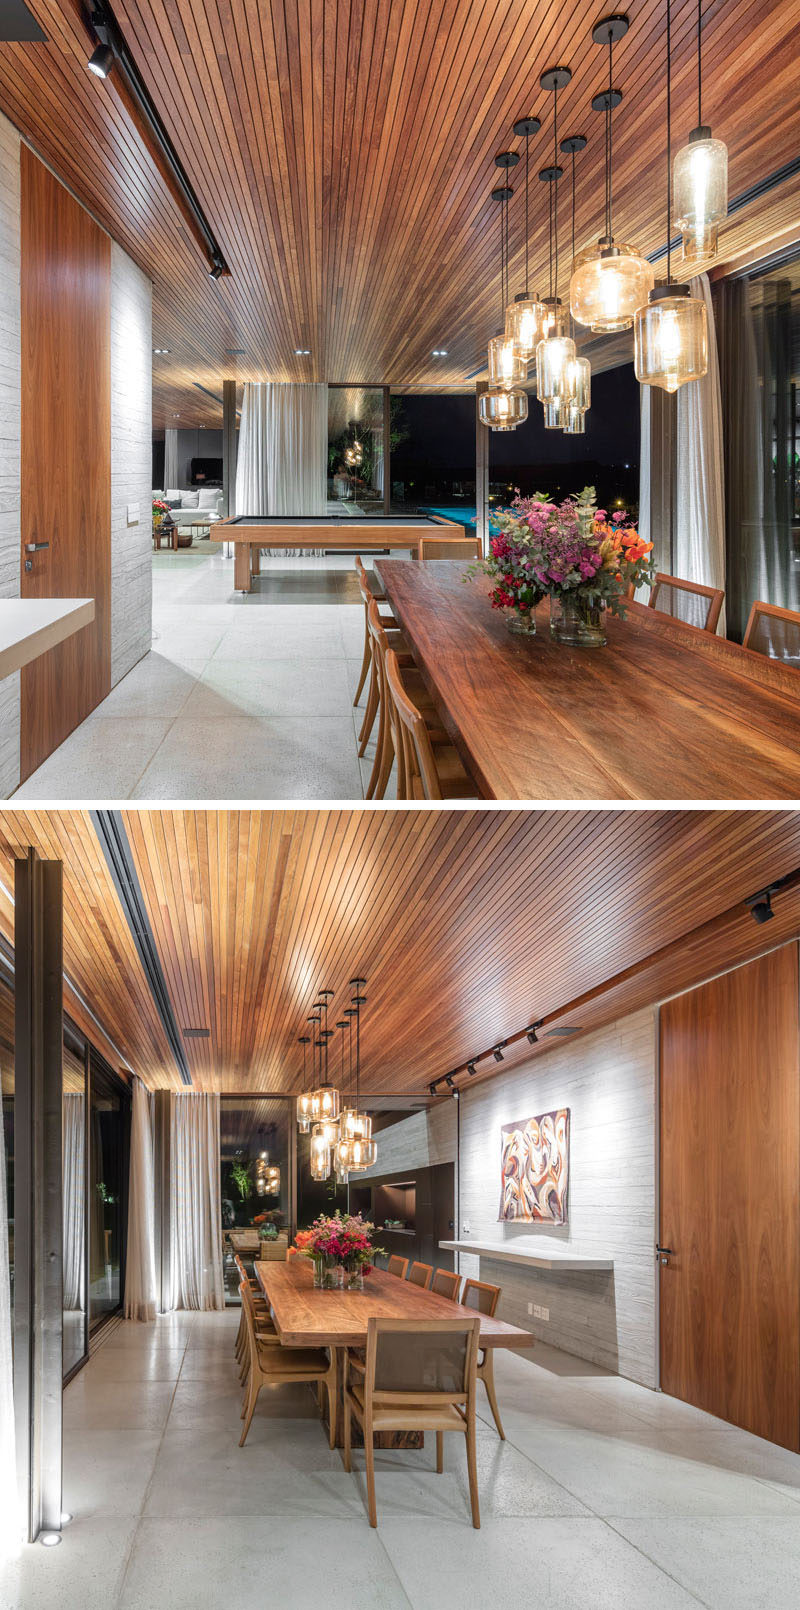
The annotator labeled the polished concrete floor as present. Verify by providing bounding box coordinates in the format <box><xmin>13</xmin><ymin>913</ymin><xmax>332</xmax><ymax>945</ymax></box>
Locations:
<box><xmin>4</xmin><ymin>1310</ymin><xmax>800</xmax><ymax>1608</ymax></box>
<box><xmin>14</xmin><ymin>547</ymin><xmax>400</xmax><ymax>801</ymax></box>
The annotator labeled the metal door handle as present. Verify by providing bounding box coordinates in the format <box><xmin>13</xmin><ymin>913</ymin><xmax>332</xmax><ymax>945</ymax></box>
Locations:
<box><xmin>656</xmin><ymin>1244</ymin><xmax>674</xmax><ymax>1266</ymax></box>
<box><xmin>25</xmin><ymin>542</ymin><xmax>49</xmax><ymax>552</ymax></box>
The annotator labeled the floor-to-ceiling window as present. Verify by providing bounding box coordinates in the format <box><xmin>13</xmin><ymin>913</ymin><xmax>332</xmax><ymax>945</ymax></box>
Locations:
<box><xmin>220</xmin><ymin>1097</ymin><xmax>292</xmax><ymax>1302</ymax></box>
<box><xmin>327</xmin><ymin>386</ymin><xmax>387</xmax><ymax>512</ymax></box>
<box><xmin>88</xmin><ymin>1053</ymin><xmax>129</xmax><ymax>1333</ymax></box>
<box><xmin>62</xmin><ymin>1024</ymin><xmax>87</xmax><ymax>1378</ymax></box>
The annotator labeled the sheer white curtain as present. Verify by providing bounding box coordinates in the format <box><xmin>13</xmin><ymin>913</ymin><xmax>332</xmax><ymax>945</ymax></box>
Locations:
<box><xmin>168</xmin><ymin>1093</ymin><xmax>224</xmax><ymax>1311</ymax></box>
<box><xmin>675</xmin><ymin>272</ymin><xmax>726</xmax><ymax>633</ymax></box>
<box><xmin>124</xmin><ymin>1078</ymin><xmax>157</xmax><ymax>1322</ymax></box>
<box><xmin>0</xmin><ymin>1114</ymin><xmax>16</xmax><ymax>1547</ymax></box>
<box><xmin>164</xmin><ymin>427</ymin><xmax>179</xmax><ymax>491</ymax></box>
<box><xmin>62</xmin><ymin>1093</ymin><xmax>85</xmax><ymax>1311</ymax></box>
<box><xmin>235</xmin><ymin>382</ymin><xmax>327</xmax><ymax>553</ymax></box>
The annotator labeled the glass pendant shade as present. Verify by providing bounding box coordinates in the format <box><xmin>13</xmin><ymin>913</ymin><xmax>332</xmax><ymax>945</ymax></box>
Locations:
<box><xmin>505</xmin><ymin>295</ymin><xmax>546</xmax><ymax>360</ymax></box>
<box><xmin>536</xmin><ymin>330</ymin><xmax>576</xmax><ymax>407</ymax></box>
<box><xmin>340</xmin><ymin>1108</ymin><xmax>373</xmax><ymax>1142</ymax></box>
<box><xmin>673</xmin><ymin>130</ymin><xmax>728</xmax><ymax>262</ymax></box>
<box><xmin>344</xmin><ymin>1135</ymin><xmax>377</xmax><ymax>1173</ymax></box>
<box><xmin>488</xmin><ymin>334</ymin><xmax>526</xmax><ymax>389</ymax></box>
<box><xmin>309</xmin><ymin>1126</ymin><xmax>331</xmax><ymax>1181</ymax></box>
<box><xmin>565</xmin><ymin>354</ymin><xmax>591</xmax><ymax>412</ymax></box>
<box><xmin>543</xmin><ymin>400</ymin><xmax>565</xmax><ymax>430</ymax></box>
<box><xmin>634</xmin><ymin>287</ymin><xmax>708</xmax><ymax>393</ymax></box>
<box><xmin>296</xmin><ymin>1092</ymin><xmax>313</xmax><ymax>1133</ymax></box>
<box><xmin>309</xmin><ymin>1083</ymin><xmax>340</xmax><ymax>1122</ymax></box>
<box><xmin>562</xmin><ymin>402</ymin><xmax>587</xmax><ymax>434</ymax></box>
<box><xmin>569</xmin><ymin>242</ymin><xmax>654</xmax><ymax>332</ymax></box>
<box><xmin>317</xmin><ymin>1114</ymin><xmax>340</xmax><ymax>1148</ymax></box>
<box><xmin>478</xmin><ymin>388</ymin><xmax>528</xmax><ymax>431</ymax></box>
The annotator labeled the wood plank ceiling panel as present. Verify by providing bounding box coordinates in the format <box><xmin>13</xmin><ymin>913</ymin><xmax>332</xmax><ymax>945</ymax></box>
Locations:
<box><xmin>0</xmin><ymin>0</ymin><xmax>795</xmax><ymax>425</ymax></box>
<box><xmin>116</xmin><ymin>807</ymin><xmax>800</xmax><ymax>1095</ymax></box>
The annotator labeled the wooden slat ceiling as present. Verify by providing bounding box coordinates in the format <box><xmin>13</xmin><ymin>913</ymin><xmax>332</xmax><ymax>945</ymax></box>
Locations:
<box><xmin>0</xmin><ymin>808</ymin><xmax>799</xmax><ymax>1096</ymax></box>
<box><xmin>0</xmin><ymin>1</ymin><xmax>796</xmax><ymax>425</ymax></box>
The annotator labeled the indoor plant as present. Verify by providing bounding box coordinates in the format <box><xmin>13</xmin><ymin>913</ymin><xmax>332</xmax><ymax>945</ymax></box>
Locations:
<box><xmin>296</xmin><ymin>1211</ymin><xmax>383</xmax><ymax>1291</ymax></box>
<box><xmin>467</xmin><ymin>486</ymin><xmax>654</xmax><ymax>645</ymax></box>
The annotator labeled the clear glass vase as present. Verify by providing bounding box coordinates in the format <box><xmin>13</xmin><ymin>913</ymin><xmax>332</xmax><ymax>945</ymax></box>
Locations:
<box><xmin>550</xmin><ymin>594</ymin><xmax>607</xmax><ymax>647</ymax></box>
<box><xmin>343</xmin><ymin>1266</ymin><xmax>364</xmax><ymax>1293</ymax></box>
<box><xmin>321</xmin><ymin>1259</ymin><xmax>342</xmax><ymax>1291</ymax></box>
<box><xmin>505</xmin><ymin>608</ymin><xmax>536</xmax><ymax>636</ymax></box>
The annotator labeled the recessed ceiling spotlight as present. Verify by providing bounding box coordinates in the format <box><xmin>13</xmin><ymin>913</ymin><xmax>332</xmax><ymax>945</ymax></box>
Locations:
<box><xmin>294</xmin><ymin>348</ymin><xmax>311</xmax><ymax>355</ymax></box>
<box><xmin>432</xmin><ymin>349</ymin><xmax>448</xmax><ymax>356</ymax></box>
<box><xmin>152</xmin><ymin>347</ymin><xmax>171</xmax><ymax>354</ymax></box>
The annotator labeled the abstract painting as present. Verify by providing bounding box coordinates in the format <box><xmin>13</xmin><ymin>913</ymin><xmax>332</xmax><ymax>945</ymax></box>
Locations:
<box><xmin>499</xmin><ymin>1109</ymin><xmax>570</xmax><ymax>1224</ymax></box>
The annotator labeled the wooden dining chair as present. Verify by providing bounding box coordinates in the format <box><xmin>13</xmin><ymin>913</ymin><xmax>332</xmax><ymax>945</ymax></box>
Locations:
<box><xmin>385</xmin><ymin>646</ymin><xmax>475</xmax><ymax>801</ymax></box>
<box><xmin>416</xmin><ymin>534</ymin><xmax>483</xmax><ymax>561</ymax></box>
<box><xmin>408</xmin><ymin>1261</ymin><xmax>433</xmax><ymax>1290</ymax></box>
<box><xmin>461</xmin><ymin>1278</ymin><xmax>505</xmax><ymax>1439</ymax></box>
<box><xmin>386</xmin><ymin>1254</ymin><xmax>409</xmax><ymax>1280</ymax></box>
<box><xmin>353</xmin><ymin>556</ymin><xmax>400</xmax><ymax>712</ymax></box>
<box><xmin>742</xmin><ymin>599</ymin><xmax>800</xmax><ymax>664</ymax></box>
<box><xmin>365</xmin><ymin>598</ymin><xmax>447</xmax><ymax>799</ymax></box>
<box><xmin>645</xmin><ymin>572</ymin><xmax>725</xmax><ymax>634</ymax></box>
<box><xmin>238</xmin><ymin>1280</ymin><xmax>338</xmax><ymax>1449</ymax></box>
<box><xmin>233</xmin><ymin>1254</ymin><xmax>274</xmax><ymax>1372</ymax></box>
<box><xmin>431</xmin><ymin>1268</ymin><xmax>462</xmax><ymax>1301</ymax></box>
<box><xmin>343</xmin><ymin>1316</ymin><xmax>482</xmax><ymax>1528</ymax></box>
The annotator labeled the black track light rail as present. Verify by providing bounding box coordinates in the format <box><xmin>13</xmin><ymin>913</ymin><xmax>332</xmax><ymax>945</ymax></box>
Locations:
<box><xmin>84</xmin><ymin>3</ymin><xmax>229</xmax><ymax>278</ymax></box>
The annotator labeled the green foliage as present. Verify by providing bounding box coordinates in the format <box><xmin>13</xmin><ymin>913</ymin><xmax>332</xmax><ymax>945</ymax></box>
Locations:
<box><xmin>230</xmin><ymin>1159</ymin><xmax>251</xmax><ymax>1203</ymax></box>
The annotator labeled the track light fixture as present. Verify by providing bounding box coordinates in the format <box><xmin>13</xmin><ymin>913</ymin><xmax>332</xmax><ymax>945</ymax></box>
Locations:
<box><xmin>493</xmin><ymin>1044</ymin><xmax>505</xmax><ymax>1063</ymax></box>
<box><xmin>445</xmin><ymin>1073</ymin><xmax>455</xmax><ymax>1088</ymax></box>
<box><xmin>466</xmin><ymin>1061</ymin><xmax>477</xmax><ymax>1076</ymax></box>
<box><xmin>88</xmin><ymin>42</ymin><xmax>114</xmax><ymax>77</ymax></box>
<box><xmin>747</xmin><ymin>889</ymin><xmax>774</xmax><ymax>924</ymax></box>
<box><xmin>526</xmin><ymin>1024</ymin><xmax>540</xmax><ymax>1044</ymax></box>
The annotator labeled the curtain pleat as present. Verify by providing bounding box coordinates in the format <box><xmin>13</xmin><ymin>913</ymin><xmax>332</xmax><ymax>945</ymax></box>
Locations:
<box><xmin>62</xmin><ymin>1092</ymin><xmax>85</xmax><ymax>1311</ymax></box>
<box><xmin>124</xmin><ymin>1077</ymin><xmax>157</xmax><ymax>1322</ymax></box>
<box><xmin>168</xmin><ymin>1093</ymin><xmax>224</xmax><ymax>1311</ymax></box>
<box><xmin>164</xmin><ymin>427</ymin><xmax>179</xmax><ymax>490</ymax></box>
<box><xmin>674</xmin><ymin>273</ymin><xmax>727</xmax><ymax>634</ymax></box>
<box><xmin>234</xmin><ymin>382</ymin><xmax>327</xmax><ymax>553</ymax></box>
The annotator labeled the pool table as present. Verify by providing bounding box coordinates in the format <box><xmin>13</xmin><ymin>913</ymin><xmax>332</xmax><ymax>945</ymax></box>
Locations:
<box><xmin>213</xmin><ymin>513</ymin><xmax>464</xmax><ymax>592</ymax></box>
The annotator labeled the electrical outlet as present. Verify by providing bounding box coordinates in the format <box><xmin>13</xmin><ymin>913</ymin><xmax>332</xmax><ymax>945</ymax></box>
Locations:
<box><xmin>533</xmin><ymin>1303</ymin><xmax>542</xmax><ymax>1319</ymax></box>
<box><xmin>462</xmin><ymin>1221</ymin><xmax>470</xmax><ymax>1234</ymax></box>
<box><xmin>527</xmin><ymin>1302</ymin><xmax>533</xmax><ymax>1316</ymax></box>
<box><xmin>540</xmin><ymin>1306</ymin><xmax>550</xmax><ymax>1322</ymax></box>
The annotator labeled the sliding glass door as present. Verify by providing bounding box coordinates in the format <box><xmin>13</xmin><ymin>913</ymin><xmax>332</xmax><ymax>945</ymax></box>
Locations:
<box><xmin>88</xmin><ymin>1053</ymin><xmax>129</xmax><ymax>1334</ymax></box>
<box><xmin>220</xmin><ymin>1097</ymin><xmax>292</xmax><ymax>1302</ymax></box>
<box><xmin>62</xmin><ymin>1024</ymin><xmax>88</xmax><ymax>1378</ymax></box>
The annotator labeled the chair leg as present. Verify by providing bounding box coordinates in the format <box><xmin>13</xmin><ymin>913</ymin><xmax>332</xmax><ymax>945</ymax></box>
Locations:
<box><xmin>481</xmin><ymin>1353</ymin><xmax>506</xmax><ymax>1440</ymax></box>
<box><xmin>326</xmin><ymin>1355</ymin><xmax>338</xmax><ymax>1450</ymax></box>
<box><xmin>436</xmin><ymin>1431</ymin><xmax>444</xmax><ymax>1474</ymax></box>
<box><xmin>358</xmin><ymin>661</ymin><xmax>378</xmax><ymax>752</ymax></box>
<box><xmin>372</xmin><ymin>708</ymin><xmax>395</xmax><ymax>800</ymax></box>
<box><xmin>353</xmin><ymin>625</ymin><xmax>370</xmax><ymax>706</ymax></box>
<box><xmin>465</xmin><ymin>1413</ymin><xmax>480</xmax><ymax>1529</ymax></box>
<box><xmin>239</xmin><ymin>1379</ymin><xmax>260</xmax><ymax>1446</ymax></box>
<box><xmin>364</xmin><ymin>1429</ymin><xmax>378</xmax><ymax>1528</ymax></box>
<box><xmin>342</xmin><ymin>1393</ymin><xmax>352</xmax><ymax>1473</ymax></box>
<box><xmin>365</xmin><ymin>695</ymin><xmax>386</xmax><ymax>798</ymax></box>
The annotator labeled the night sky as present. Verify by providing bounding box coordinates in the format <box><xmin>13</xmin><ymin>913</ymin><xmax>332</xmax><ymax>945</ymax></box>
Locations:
<box><xmin>392</xmin><ymin>362</ymin><xmax>641</xmax><ymax>509</ymax></box>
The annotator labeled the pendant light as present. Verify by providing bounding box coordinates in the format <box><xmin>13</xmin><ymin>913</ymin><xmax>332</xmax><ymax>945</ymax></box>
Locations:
<box><xmin>505</xmin><ymin>117</ymin><xmax>546</xmax><ymax>362</ymax></box>
<box><xmin>569</xmin><ymin>16</ymin><xmax>653</xmax><ymax>332</ymax></box>
<box><xmin>480</xmin><ymin>172</ymin><xmax>528</xmax><ymax>430</ymax></box>
<box><xmin>634</xmin><ymin>0</ymin><xmax>708</xmax><ymax>392</ymax></box>
<box><xmin>333</xmin><ymin>1019</ymin><xmax>353</xmax><ymax>1184</ymax></box>
<box><xmin>478</xmin><ymin>388</ymin><xmax>529</xmax><ymax>431</ymax></box>
<box><xmin>560</xmin><ymin>133</ymin><xmax>591</xmax><ymax>434</ymax></box>
<box><xmin>309</xmin><ymin>1122</ymin><xmax>331</xmax><ymax>1181</ymax></box>
<box><xmin>295</xmin><ymin>1032</ymin><xmax>313</xmax><ymax>1131</ymax></box>
<box><xmin>334</xmin><ymin>981</ymin><xmax>377</xmax><ymax>1174</ymax></box>
<box><xmin>535</xmin><ymin>66</ymin><xmax>576</xmax><ymax>428</ymax></box>
<box><xmin>673</xmin><ymin>0</ymin><xmax>727</xmax><ymax>263</ymax></box>
<box><xmin>487</xmin><ymin>160</ymin><xmax>526</xmax><ymax>390</ymax></box>
<box><xmin>308</xmin><ymin>990</ymin><xmax>340</xmax><ymax>1123</ymax></box>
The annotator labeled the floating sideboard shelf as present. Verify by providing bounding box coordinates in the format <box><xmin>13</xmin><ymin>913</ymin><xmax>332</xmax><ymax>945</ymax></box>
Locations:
<box><xmin>439</xmin><ymin>1239</ymin><xmax>614</xmax><ymax>1272</ymax></box>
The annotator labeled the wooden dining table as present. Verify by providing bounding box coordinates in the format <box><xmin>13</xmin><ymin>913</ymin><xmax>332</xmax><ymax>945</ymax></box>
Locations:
<box><xmin>374</xmin><ymin>559</ymin><xmax>800</xmax><ymax>800</ymax></box>
<box><xmin>255</xmin><ymin>1259</ymin><xmax>534</xmax><ymax>1448</ymax></box>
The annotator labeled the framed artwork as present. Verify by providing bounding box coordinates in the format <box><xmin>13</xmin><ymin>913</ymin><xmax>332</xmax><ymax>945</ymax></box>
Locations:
<box><xmin>499</xmin><ymin>1109</ymin><xmax>570</xmax><ymax>1225</ymax></box>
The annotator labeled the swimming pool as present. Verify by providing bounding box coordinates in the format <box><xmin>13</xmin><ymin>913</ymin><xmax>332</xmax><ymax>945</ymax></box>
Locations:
<box><xmin>419</xmin><ymin>503</ymin><xmax>501</xmax><ymax>532</ymax></box>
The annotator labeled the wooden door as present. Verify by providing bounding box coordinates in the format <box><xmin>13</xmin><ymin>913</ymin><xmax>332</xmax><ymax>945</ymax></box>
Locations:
<box><xmin>20</xmin><ymin>145</ymin><xmax>110</xmax><ymax>780</ymax></box>
<box><xmin>659</xmin><ymin>944</ymin><xmax>800</xmax><ymax>1450</ymax></box>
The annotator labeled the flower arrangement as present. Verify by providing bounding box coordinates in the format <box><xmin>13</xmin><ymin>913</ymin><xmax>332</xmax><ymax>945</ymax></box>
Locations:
<box><xmin>467</xmin><ymin>486</ymin><xmax>654</xmax><ymax>646</ymax></box>
<box><xmin>152</xmin><ymin>497</ymin><xmax>171</xmax><ymax>524</ymax></box>
<box><xmin>296</xmin><ymin>1211</ymin><xmax>384</xmax><ymax>1290</ymax></box>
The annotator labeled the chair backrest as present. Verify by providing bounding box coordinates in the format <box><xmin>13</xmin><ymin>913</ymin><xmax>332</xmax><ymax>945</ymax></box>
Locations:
<box><xmin>384</xmin><ymin>646</ymin><xmax>442</xmax><ymax>801</ymax></box>
<box><xmin>431</xmin><ymin>1268</ymin><xmax>462</xmax><ymax>1302</ymax></box>
<box><xmin>742</xmin><ymin>599</ymin><xmax>800</xmax><ymax>664</ymax></box>
<box><xmin>408</xmin><ymin>1261</ymin><xmax>433</xmax><ymax>1290</ymax></box>
<box><xmin>648</xmin><ymin>572</ymin><xmax>724</xmax><ymax>634</ymax></box>
<box><xmin>365</xmin><ymin>1316</ymin><xmax>481</xmax><ymax>1405</ymax></box>
<box><xmin>386</xmin><ymin>1254</ymin><xmax>409</xmax><ymax>1280</ymax></box>
<box><xmin>461</xmin><ymin>1278</ymin><xmax>501</xmax><ymax>1317</ymax></box>
<box><xmin>416</xmin><ymin>535</ymin><xmax>482</xmax><ymax>561</ymax></box>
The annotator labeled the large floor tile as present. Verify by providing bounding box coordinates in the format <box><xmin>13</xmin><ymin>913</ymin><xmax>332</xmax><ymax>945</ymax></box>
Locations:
<box><xmin>131</xmin><ymin>715</ymin><xmax>364</xmax><ymax>799</ymax></box>
<box><xmin>63</xmin><ymin>1378</ymin><xmax>177</xmax><ymax>1432</ymax></box>
<box><xmin>87</xmin><ymin>653</ymin><xmax>202</xmax><ymax>719</ymax></box>
<box><xmin>378</xmin><ymin>1516</ymin><xmax>701</xmax><ymax>1610</ymax></box>
<box><xmin>12</xmin><ymin>717</ymin><xmax>171</xmax><ymax>799</ymax></box>
<box><xmin>0</xmin><ymin>1518</ymin><xmax>137</xmax><ymax>1610</ymax></box>
<box><xmin>143</xmin><ymin>1420</ymin><xmax>361</xmax><ymax>1519</ymax></box>
<box><xmin>614</xmin><ymin>1516</ymin><xmax>800</xmax><ymax>1610</ymax></box>
<box><xmin>120</xmin><ymin>1516</ymin><xmax>412</xmax><ymax>1610</ymax></box>
<box><xmin>183</xmin><ymin>656</ymin><xmax>353</xmax><ymax>720</ymax></box>
<box><xmin>79</xmin><ymin>1348</ymin><xmax>185</xmax><ymax>1382</ymax></box>
<box><xmin>63</xmin><ymin>1429</ymin><xmax>162</xmax><ymax>1518</ymax></box>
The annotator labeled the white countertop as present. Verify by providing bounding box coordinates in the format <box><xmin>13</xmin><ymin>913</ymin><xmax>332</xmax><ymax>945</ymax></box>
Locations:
<box><xmin>0</xmin><ymin>598</ymin><xmax>95</xmax><ymax>680</ymax></box>
<box><xmin>439</xmin><ymin>1239</ymin><xmax>613</xmax><ymax>1272</ymax></box>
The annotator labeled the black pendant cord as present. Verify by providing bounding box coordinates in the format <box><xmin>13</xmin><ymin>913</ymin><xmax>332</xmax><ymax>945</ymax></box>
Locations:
<box><xmin>525</xmin><ymin>129</ymin><xmax>530</xmax><ymax>296</ymax></box>
<box><xmin>667</xmin><ymin>0</ymin><xmax>672</xmax><ymax>284</ymax></box>
<box><xmin>553</xmin><ymin>82</ymin><xmax>559</xmax><ymax>301</ymax></box>
<box><xmin>571</xmin><ymin>151</ymin><xmax>577</xmax><ymax>337</ymax></box>
<box><xmin>548</xmin><ymin>179</ymin><xmax>554</xmax><ymax>300</ymax></box>
<box><xmin>607</xmin><ymin>32</ymin><xmax>613</xmax><ymax>241</ymax></box>
<box><xmin>697</xmin><ymin>0</ymin><xmax>702</xmax><ymax>125</ymax></box>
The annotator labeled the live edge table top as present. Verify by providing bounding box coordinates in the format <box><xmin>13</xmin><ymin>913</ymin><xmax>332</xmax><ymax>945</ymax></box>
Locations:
<box><xmin>255</xmin><ymin>1260</ymin><xmax>535</xmax><ymax>1351</ymax></box>
<box><xmin>374</xmin><ymin>559</ymin><xmax>800</xmax><ymax>802</ymax></box>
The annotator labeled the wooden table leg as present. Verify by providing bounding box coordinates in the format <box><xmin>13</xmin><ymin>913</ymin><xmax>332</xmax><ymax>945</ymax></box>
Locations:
<box><xmin>323</xmin><ymin>1347</ymin><xmax>423</xmax><ymax>1450</ymax></box>
<box><xmin>251</xmin><ymin>547</ymin><xmax>261</xmax><ymax>578</ymax></box>
<box><xmin>234</xmin><ymin>542</ymin><xmax>252</xmax><ymax>592</ymax></box>
<box><xmin>172</xmin><ymin>522</ymin><xmax>178</xmax><ymax>552</ymax></box>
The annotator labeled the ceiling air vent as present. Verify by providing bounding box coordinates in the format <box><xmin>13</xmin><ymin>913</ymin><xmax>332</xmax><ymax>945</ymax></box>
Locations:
<box><xmin>0</xmin><ymin>1</ymin><xmax>46</xmax><ymax>41</ymax></box>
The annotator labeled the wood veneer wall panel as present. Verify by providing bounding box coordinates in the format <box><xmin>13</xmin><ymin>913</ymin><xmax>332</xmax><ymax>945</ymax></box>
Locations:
<box><xmin>19</xmin><ymin>145</ymin><xmax>111</xmax><ymax>779</ymax></box>
<box><xmin>660</xmin><ymin>944</ymin><xmax>800</xmax><ymax>1450</ymax></box>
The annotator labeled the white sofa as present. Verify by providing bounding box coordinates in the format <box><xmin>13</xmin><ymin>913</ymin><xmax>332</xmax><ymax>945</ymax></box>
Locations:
<box><xmin>154</xmin><ymin>488</ymin><xmax>224</xmax><ymax>530</ymax></box>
